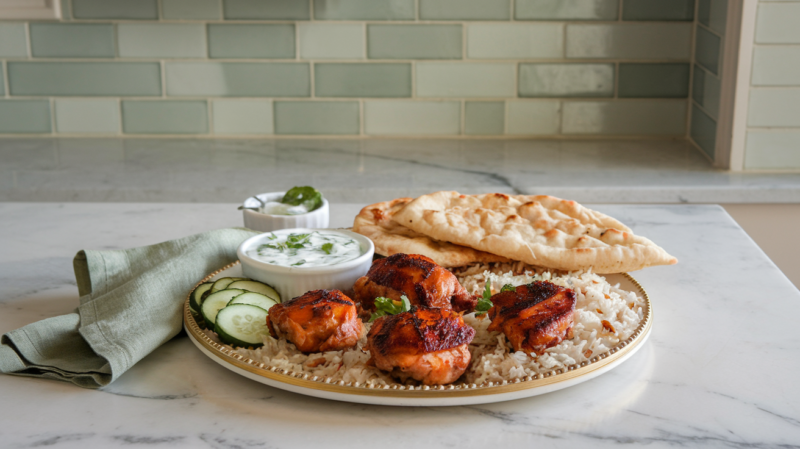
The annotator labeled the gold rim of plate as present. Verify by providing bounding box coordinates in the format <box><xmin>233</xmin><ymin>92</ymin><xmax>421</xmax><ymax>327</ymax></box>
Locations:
<box><xmin>184</xmin><ymin>261</ymin><xmax>653</xmax><ymax>398</ymax></box>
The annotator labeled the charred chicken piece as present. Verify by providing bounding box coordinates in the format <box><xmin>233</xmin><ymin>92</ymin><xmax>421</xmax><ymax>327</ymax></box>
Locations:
<box><xmin>366</xmin><ymin>306</ymin><xmax>475</xmax><ymax>385</ymax></box>
<box><xmin>267</xmin><ymin>289</ymin><xmax>363</xmax><ymax>353</ymax></box>
<box><xmin>353</xmin><ymin>253</ymin><xmax>477</xmax><ymax>312</ymax></box>
<box><xmin>487</xmin><ymin>281</ymin><xmax>576</xmax><ymax>355</ymax></box>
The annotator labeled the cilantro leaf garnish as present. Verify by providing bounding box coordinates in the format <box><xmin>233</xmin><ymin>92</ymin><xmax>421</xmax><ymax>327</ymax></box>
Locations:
<box><xmin>281</xmin><ymin>186</ymin><xmax>323</xmax><ymax>212</ymax></box>
<box><xmin>291</xmin><ymin>259</ymin><xmax>306</xmax><ymax>266</ymax></box>
<box><xmin>369</xmin><ymin>295</ymin><xmax>411</xmax><ymax>322</ymax></box>
<box><xmin>501</xmin><ymin>284</ymin><xmax>516</xmax><ymax>293</ymax></box>
<box><xmin>475</xmin><ymin>280</ymin><xmax>494</xmax><ymax>316</ymax></box>
<box><xmin>321</xmin><ymin>242</ymin><xmax>334</xmax><ymax>254</ymax></box>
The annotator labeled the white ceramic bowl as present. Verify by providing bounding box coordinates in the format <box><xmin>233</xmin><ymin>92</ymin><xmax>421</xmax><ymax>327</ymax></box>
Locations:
<box><xmin>241</xmin><ymin>192</ymin><xmax>329</xmax><ymax>232</ymax></box>
<box><xmin>237</xmin><ymin>228</ymin><xmax>374</xmax><ymax>301</ymax></box>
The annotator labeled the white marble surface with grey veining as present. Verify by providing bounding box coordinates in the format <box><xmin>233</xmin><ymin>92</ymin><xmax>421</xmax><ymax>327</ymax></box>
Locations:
<box><xmin>1</xmin><ymin>202</ymin><xmax>799</xmax><ymax>448</ymax></box>
<box><xmin>2</xmin><ymin>138</ymin><xmax>800</xmax><ymax>203</ymax></box>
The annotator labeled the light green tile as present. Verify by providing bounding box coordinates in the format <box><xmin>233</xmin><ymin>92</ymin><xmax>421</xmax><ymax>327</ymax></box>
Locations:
<box><xmin>693</xmin><ymin>65</ymin><xmax>720</xmax><ymax>120</ymax></box>
<box><xmin>368</xmin><ymin>25</ymin><xmax>462</xmax><ymax>59</ymax></box>
<box><xmin>365</xmin><ymin>101</ymin><xmax>460</xmax><ymax>135</ymax></box>
<box><xmin>622</xmin><ymin>0</ymin><xmax>693</xmax><ymax>21</ymax></box>
<box><xmin>752</xmin><ymin>46</ymin><xmax>800</xmax><ymax>86</ymax></box>
<box><xmin>420</xmin><ymin>0</ymin><xmax>509</xmax><ymax>20</ymax></box>
<box><xmin>0</xmin><ymin>100</ymin><xmax>51</xmax><ymax>134</ymax></box>
<box><xmin>298</xmin><ymin>24</ymin><xmax>364</xmax><ymax>60</ymax></box>
<box><xmin>618</xmin><ymin>63</ymin><xmax>689</xmax><ymax>98</ymax></box>
<box><xmin>223</xmin><ymin>0</ymin><xmax>310</xmax><ymax>20</ymax></box>
<box><xmin>416</xmin><ymin>62</ymin><xmax>515</xmax><ymax>98</ymax></box>
<box><xmin>274</xmin><ymin>101</ymin><xmax>359</xmax><ymax>135</ymax></box>
<box><xmin>0</xmin><ymin>23</ymin><xmax>28</xmax><ymax>58</ymax></box>
<box><xmin>695</xmin><ymin>26</ymin><xmax>721</xmax><ymax>75</ymax></box>
<box><xmin>465</xmin><ymin>102</ymin><xmax>504</xmax><ymax>135</ymax></box>
<box><xmin>61</xmin><ymin>0</ymin><xmax>72</xmax><ymax>19</ymax></box>
<box><xmin>208</xmin><ymin>24</ymin><xmax>295</xmax><ymax>59</ymax></box>
<box><xmin>690</xmin><ymin>104</ymin><xmax>716</xmax><ymax>159</ymax></box>
<box><xmin>166</xmin><ymin>62</ymin><xmax>309</xmax><ymax>97</ymax></box>
<box><xmin>507</xmin><ymin>100</ymin><xmax>560</xmax><ymax>135</ymax></box>
<box><xmin>515</xmin><ymin>0</ymin><xmax>618</xmax><ymax>20</ymax></box>
<box><xmin>8</xmin><ymin>62</ymin><xmax>161</xmax><ymax>96</ymax></box>
<box><xmin>756</xmin><ymin>3</ymin><xmax>800</xmax><ymax>44</ymax></box>
<box><xmin>467</xmin><ymin>24</ymin><xmax>563</xmax><ymax>59</ymax></box>
<box><xmin>748</xmin><ymin>89</ymin><xmax>800</xmax><ymax>127</ymax></box>
<box><xmin>30</xmin><ymin>24</ymin><xmax>115</xmax><ymax>58</ymax></box>
<box><xmin>0</xmin><ymin>70</ymin><xmax>4</xmax><ymax>96</ymax></box>
<box><xmin>563</xmin><ymin>100</ymin><xmax>686</xmax><ymax>135</ymax></box>
<box><xmin>122</xmin><ymin>101</ymin><xmax>208</xmax><ymax>134</ymax></box>
<box><xmin>314</xmin><ymin>0</ymin><xmax>415</xmax><ymax>20</ymax></box>
<box><xmin>72</xmin><ymin>0</ymin><xmax>158</xmax><ymax>19</ymax></box>
<box><xmin>519</xmin><ymin>63</ymin><xmax>613</xmax><ymax>98</ymax></box>
<box><xmin>55</xmin><ymin>99</ymin><xmax>120</xmax><ymax>134</ymax></box>
<box><xmin>162</xmin><ymin>0</ymin><xmax>221</xmax><ymax>20</ymax></box>
<box><xmin>566</xmin><ymin>24</ymin><xmax>692</xmax><ymax>59</ymax></box>
<box><xmin>315</xmin><ymin>63</ymin><xmax>410</xmax><ymax>97</ymax></box>
<box><xmin>212</xmin><ymin>100</ymin><xmax>273</xmax><ymax>135</ymax></box>
<box><xmin>118</xmin><ymin>24</ymin><xmax>205</xmax><ymax>58</ymax></box>
<box><xmin>692</xmin><ymin>65</ymin><xmax>705</xmax><ymax>106</ymax></box>
<box><xmin>745</xmin><ymin>131</ymin><xmax>800</xmax><ymax>170</ymax></box>
<box><xmin>698</xmin><ymin>0</ymin><xmax>727</xmax><ymax>36</ymax></box>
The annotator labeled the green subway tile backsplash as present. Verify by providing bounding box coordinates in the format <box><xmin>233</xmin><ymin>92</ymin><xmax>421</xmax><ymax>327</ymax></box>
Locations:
<box><xmin>0</xmin><ymin>100</ymin><xmax>51</xmax><ymax>134</ymax></box>
<box><xmin>275</xmin><ymin>101</ymin><xmax>360</xmax><ymax>135</ymax></box>
<box><xmin>162</xmin><ymin>0</ymin><xmax>222</xmax><ymax>20</ymax></box>
<box><xmin>618</xmin><ymin>63</ymin><xmax>690</xmax><ymax>98</ymax></box>
<box><xmin>420</xmin><ymin>0</ymin><xmax>510</xmax><ymax>21</ymax></box>
<box><xmin>223</xmin><ymin>0</ymin><xmax>310</xmax><ymax>20</ymax></box>
<box><xmin>166</xmin><ymin>62</ymin><xmax>310</xmax><ymax>97</ymax></box>
<box><xmin>315</xmin><ymin>64</ymin><xmax>411</xmax><ymax>98</ymax></box>
<box><xmin>622</xmin><ymin>0</ymin><xmax>694</xmax><ymax>21</ymax></box>
<box><xmin>368</xmin><ymin>25</ymin><xmax>462</xmax><ymax>60</ymax></box>
<box><xmin>208</xmin><ymin>24</ymin><xmax>295</xmax><ymax>59</ymax></box>
<box><xmin>72</xmin><ymin>0</ymin><xmax>158</xmax><ymax>19</ymax></box>
<box><xmin>515</xmin><ymin>0</ymin><xmax>619</xmax><ymax>21</ymax></box>
<box><xmin>465</xmin><ymin>102</ymin><xmax>505</xmax><ymax>135</ymax></box>
<box><xmin>118</xmin><ymin>24</ymin><xmax>206</xmax><ymax>59</ymax></box>
<box><xmin>122</xmin><ymin>101</ymin><xmax>208</xmax><ymax>134</ymax></box>
<box><xmin>0</xmin><ymin>24</ymin><xmax>29</xmax><ymax>58</ymax></box>
<box><xmin>690</xmin><ymin>104</ymin><xmax>716</xmax><ymax>159</ymax></box>
<box><xmin>314</xmin><ymin>0</ymin><xmax>415</xmax><ymax>20</ymax></box>
<box><xmin>9</xmin><ymin>62</ymin><xmax>162</xmax><ymax>97</ymax></box>
<box><xmin>30</xmin><ymin>24</ymin><xmax>115</xmax><ymax>58</ymax></box>
<box><xmin>0</xmin><ymin>2</ymin><xmax>701</xmax><ymax>138</ymax></box>
<box><xmin>518</xmin><ymin>63</ymin><xmax>614</xmax><ymax>98</ymax></box>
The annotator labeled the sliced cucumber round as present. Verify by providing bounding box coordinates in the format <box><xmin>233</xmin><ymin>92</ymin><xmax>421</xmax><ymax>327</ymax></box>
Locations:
<box><xmin>228</xmin><ymin>292</ymin><xmax>279</xmax><ymax>312</ymax></box>
<box><xmin>190</xmin><ymin>282</ymin><xmax>214</xmax><ymax>312</ymax></box>
<box><xmin>201</xmin><ymin>288</ymin><xmax>245</xmax><ymax>327</ymax></box>
<box><xmin>214</xmin><ymin>304</ymin><xmax>271</xmax><ymax>348</ymax></box>
<box><xmin>210</xmin><ymin>278</ymin><xmax>236</xmax><ymax>293</ymax></box>
<box><xmin>227</xmin><ymin>280</ymin><xmax>281</xmax><ymax>303</ymax></box>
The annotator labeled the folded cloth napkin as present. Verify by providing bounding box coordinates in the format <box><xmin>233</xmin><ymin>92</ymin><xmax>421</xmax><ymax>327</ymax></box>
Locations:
<box><xmin>0</xmin><ymin>228</ymin><xmax>258</xmax><ymax>388</ymax></box>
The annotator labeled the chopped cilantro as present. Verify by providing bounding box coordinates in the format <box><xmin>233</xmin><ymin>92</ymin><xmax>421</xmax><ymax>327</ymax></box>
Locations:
<box><xmin>475</xmin><ymin>280</ymin><xmax>494</xmax><ymax>316</ymax></box>
<box><xmin>369</xmin><ymin>295</ymin><xmax>411</xmax><ymax>322</ymax></box>
<box><xmin>321</xmin><ymin>242</ymin><xmax>334</xmax><ymax>254</ymax></box>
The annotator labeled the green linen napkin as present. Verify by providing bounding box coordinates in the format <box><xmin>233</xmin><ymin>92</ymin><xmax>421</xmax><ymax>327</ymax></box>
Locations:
<box><xmin>0</xmin><ymin>228</ymin><xmax>258</xmax><ymax>388</ymax></box>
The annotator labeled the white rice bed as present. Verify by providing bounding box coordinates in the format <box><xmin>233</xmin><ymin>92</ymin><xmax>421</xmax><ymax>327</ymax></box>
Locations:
<box><xmin>200</xmin><ymin>263</ymin><xmax>645</xmax><ymax>386</ymax></box>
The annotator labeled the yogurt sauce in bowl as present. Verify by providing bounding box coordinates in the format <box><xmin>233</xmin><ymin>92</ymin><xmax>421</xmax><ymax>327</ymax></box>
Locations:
<box><xmin>247</xmin><ymin>231</ymin><xmax>362</xmax><ymax>267</ymax></box>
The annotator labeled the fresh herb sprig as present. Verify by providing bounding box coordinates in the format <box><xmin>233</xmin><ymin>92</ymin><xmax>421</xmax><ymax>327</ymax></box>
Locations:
<box><xmin>475</xmin><ymin>280</ymin><xmax>494</xmax><ymax>316</ymax></box>
<box><xmin>369</xmin><ymin>295</ymin><xmax>411</xmax><ymax>322</ymax></box>
<box><xmin>501</xmin><ymin>284</ymin><xmax>516</xmax><ymax>293</ymax></box>
<box><xmin>282</xmin><ymin>186</ymin><xmax>323</xmax><ymax>213</ymax></box>
<box><xmin>321</xmin><ymin>242</ymin><xmax>334</xmax><ymax>254</ymax></box>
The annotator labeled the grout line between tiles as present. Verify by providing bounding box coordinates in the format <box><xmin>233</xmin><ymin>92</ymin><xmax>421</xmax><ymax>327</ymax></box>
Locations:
<box><xmin>207</xmin><ymin>98</ymin><xmax>214</xmax><ymax>135</ymax></box>
<box><xmin>509</xmin><ymin>0</ymin><xmax>514</xmax><ymax>21</ymax></box>
<box><xmin>160</xmin><ymin>61</ymin><xmax>166</xmax><ymax>97</ymax></box>
<box><xmin>49</xmin><ymin>97</ymin><xmax>56</xmax><ymax>134</ymax></box>
<box><xmin>117</xmin><ymin>98</ymin><xmax>123</xmax><ymax>135</ymax></box>
<box><xmin>359</xmin><ymin>99</ymin><xmax>364</xmax><ymax>136</ymax></box>
<box><xmin>460</xmin><ymin>99</ymin><xmax>465</xmax><ymax>135</ymax></box>
<box><xmin>618</xmin><ymin>0</ymin><xmax>623</xmax><ymax>21</ymax></box>
<box><xmin>24</xmin><ymin>22</ymin><xmax>32</xmax><ymax>59</ymax></box>
<box><xmin>310</xmin><ymin>61</ymin><xmax>315</xmax><ymax>98</ymax></box>
<box><xmin>2</xmin><ymin>61</ymin><xmax>9</xmax><ymax>98</ymax></box>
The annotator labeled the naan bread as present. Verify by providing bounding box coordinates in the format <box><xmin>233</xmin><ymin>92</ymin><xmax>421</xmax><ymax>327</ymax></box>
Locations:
<box><xmin>353</xmin><ymin>198</ymin><xmax>510</xmax><ymax>268</ymax></box>
<box><xmin>391</xmin><ymin>191</ymin><xmax>677</xmax><ymax>273</ymax></box>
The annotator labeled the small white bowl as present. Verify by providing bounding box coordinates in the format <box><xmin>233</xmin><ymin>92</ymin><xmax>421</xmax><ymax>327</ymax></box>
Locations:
<box><xmin>237</xmin><ymin>228</ymin><xmax>375</xmax><ymax>301</ymax></box>
<box><xmin>241</xmin><ymin>192</ymin><xmax>329</xmax><ymax>232</ymax></box>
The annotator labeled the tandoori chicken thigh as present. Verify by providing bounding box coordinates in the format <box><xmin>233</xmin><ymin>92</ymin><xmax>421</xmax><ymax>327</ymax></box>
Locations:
<box><xmin>267</xmin><ymin>289</ymin><xmax>363</xmax><ymax>353</ymax></box>
<box><xmin>365</xmin><ymin>306</ymin><xmax>475</xmax><ymax>385</ymax></box>
<box><xmin>353</xmin><ymin>253</ymin><xmax>477</xmax><ymax>312</ymax></box>
<box><xmin>487</xmin><ymin>281</ymin><xmax>576</xmax><ymax>355</ymax></box>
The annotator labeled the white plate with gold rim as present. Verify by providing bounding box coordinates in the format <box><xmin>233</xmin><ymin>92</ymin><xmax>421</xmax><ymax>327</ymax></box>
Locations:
<box><xmin>184</xmin><ymin>261</ymin><xmax>653</xmax><ymax>407</ymax></box>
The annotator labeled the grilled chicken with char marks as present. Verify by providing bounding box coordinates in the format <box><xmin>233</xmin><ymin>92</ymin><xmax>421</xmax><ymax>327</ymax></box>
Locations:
<box><xmin>366</xmin><ymin>306</ymin><xmax>475</xmax><ymax>385</ymax></box>
<box><xmin>267</xmin><ymin>289</ymin><xmax>363</xmax><ymax>353</ymax></box>
<box><xmin>353</xmin><ymin>253</ymin><xmax>477</xmax><ymax>312</ymax></box>
<box><xmin>487</xmin><ymin>281</ymin><xmax>576</xmax><ymax>355</ymax></box>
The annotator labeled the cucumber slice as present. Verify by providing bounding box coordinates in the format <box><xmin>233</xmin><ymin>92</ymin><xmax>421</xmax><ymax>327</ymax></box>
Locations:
<box><xmin>201</xmin><ymin>289</ymin><xmax>245</xmax><ymax>327</ymax></box>
<box><xmin>210</xmin><ymin>278</ymin><xmax>236</xmax><ymax>293</ymax></box>
<box><xmin>227</xmin><ymin>280</ymin><xmax>281</xmax><ymax>303</ymax></box>
<box><xmin>214</xmin><ymin>304</ymin><xmax>271</xmax><ymax>348</ymax></box>
<box><xmin>228</xmin><ymin>292</ymin><xmax>279</xmax><ymax>312</ymax></box>
<box><xmin>190</xmin><ymin>282</ymin><xmax>213</xmax><ymax>311</ymax></box>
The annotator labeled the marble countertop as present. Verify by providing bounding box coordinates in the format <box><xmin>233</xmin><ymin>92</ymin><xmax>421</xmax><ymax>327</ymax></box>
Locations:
<box><xmin>2</xmin><ymin>138</ymin><xmax>800</xmax><ymax>203</ymax></box>
<box><xmin>1</xmin><ymin>202</ymin><xmax>799</xmax><ymax>448</ymax></box>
